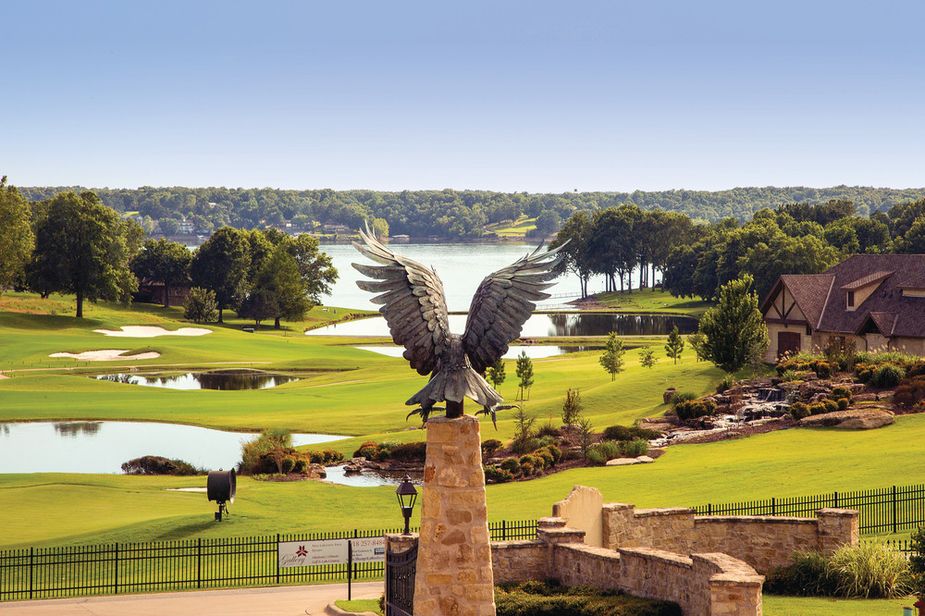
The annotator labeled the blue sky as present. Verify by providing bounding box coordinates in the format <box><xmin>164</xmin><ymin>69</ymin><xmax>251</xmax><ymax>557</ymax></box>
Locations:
<box><xmin>2</xmin><ymin>0</ymin><xmax>924</xmax><ymax>191</ymax></box>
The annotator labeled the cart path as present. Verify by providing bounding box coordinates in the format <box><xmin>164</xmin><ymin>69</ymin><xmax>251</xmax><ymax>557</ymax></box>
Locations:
<box><xmin>0</xmin><ymin>581</ymin><xmax>384</xmax><ymax>615</ymax></box>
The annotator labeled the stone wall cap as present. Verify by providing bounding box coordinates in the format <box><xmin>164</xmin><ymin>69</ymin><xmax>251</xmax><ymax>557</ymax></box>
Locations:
<box><xmin>694</xmin><ymin>515</ymin><xmax>818</xmax><ymax>525</ymax></box>
<box><xmin>693</xmin><ymin>552</ymin><xmax>761</xmax><ymax>577</ymax></box>
<box><xmin>538</xmin><ymin>527</ymin><xmax>585</xmax><ymax>536</ymax></box>
<box><xmin>425</xmin><ymin>415</ymin><xmax>478</xmax><ymax>424</ymax></box>
<box><xmin>385</xmin><ymin>532</ymin><xmax>420</xmax><ymax>540</ymax></box>
<box><xmin>602</xmin><ymin>503</ymin><xmax>635</xmax><ymax>511</ymax></box>
<box><xmin>556</xmin><ymin>543</ymin><xmax>620</xmax><ymax>560</ymax></box>
<box><xmin>635</xmin><ymin>507</ymin><xmax>695</xmax><ymax>517</ymax></box>
<box><xmin>710</xmin><ymin>573</ymin><xmax>765</xmax><ymax>586</ymax></box>
<box><xmin>817</xmin><ymin>508</ymin><xmax>860</xmax><ymax>517</ymax></box>
<box><xmin>537</xmin><ymin>516</ymin><xmax>567</xmax><ymax>528</ymax></box>
<box><xmin>492</xmin><ymin>540</ymin><xmax>543</xmax><ymax>549</ymax></box>
<box><xmin>618</xmin><ymin>546</ymin><xmax>693</xmax><ymax>567</ymax></box>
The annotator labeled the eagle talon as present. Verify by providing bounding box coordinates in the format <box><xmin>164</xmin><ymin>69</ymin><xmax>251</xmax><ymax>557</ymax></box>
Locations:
<box><xmin>475</xmin><ymin>404</ymin><xmax>518</xmax><ymax>430</ymax></box>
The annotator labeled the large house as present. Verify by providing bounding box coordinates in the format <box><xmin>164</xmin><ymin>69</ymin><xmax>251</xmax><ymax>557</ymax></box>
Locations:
<box><xmin>761</xmin><ymin>254</ymin><xmax>925</xmax><ymax>360</ymax></box>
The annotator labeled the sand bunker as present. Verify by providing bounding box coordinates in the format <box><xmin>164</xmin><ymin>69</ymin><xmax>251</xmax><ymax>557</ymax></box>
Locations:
<box><xmin>167</xmin><ymin>487</ymin><xmax>207</xmax><ymax>493</ymax></box>
<box><xmin>50</xmin><ymin>350</ymin><xmax>161</xmax><ymax>361</ymax></box>
<box><xmin>0</xmin><ymin>374</ymin><xmax>8</xmax><ymax>380</ymax></box>
<box><xmin>95</xmin><ymin>326</ymin><xmax>213</xmax><ymax>338</ymax></box>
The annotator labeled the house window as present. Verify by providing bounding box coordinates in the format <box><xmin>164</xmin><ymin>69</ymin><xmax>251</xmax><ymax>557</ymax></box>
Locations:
<box><xmin>847</xmin><ymin>291</ymin><xmax>855</xmax><ymax>308</ymax></box>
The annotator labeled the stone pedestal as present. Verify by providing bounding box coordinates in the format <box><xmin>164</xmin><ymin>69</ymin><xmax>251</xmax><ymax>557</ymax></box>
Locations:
<box><xmin>413</xmin><ymin>415</ymin><xmax>496</xmax><ymax>616</ymax></box>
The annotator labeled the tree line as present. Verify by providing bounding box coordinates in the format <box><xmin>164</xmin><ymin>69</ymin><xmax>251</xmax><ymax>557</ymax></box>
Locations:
<box><xmin>16</xmin><ymin>184</ymin><xmax>925</xmax><ymax>241</ymax></box>
<box><xmin>0</xmin><ymin>179</ymin><xmax>337</xmax><ymax>325</ymax></box>
<box><xmin>553</xmin><ymin>196</ymin><xmax>925</xmax><ymax>302</ymax></box>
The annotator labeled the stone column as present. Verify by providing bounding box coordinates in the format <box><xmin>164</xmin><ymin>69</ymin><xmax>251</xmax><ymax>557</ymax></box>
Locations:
<box><xmin>817</xmin><ymin>508</ymin><xmax>860</xmax><ymax>554</ymax></box>
<box><xmin>413</xmin><ymin>415</ymin><xmax>496</xmax><ymax>616</ymax></box>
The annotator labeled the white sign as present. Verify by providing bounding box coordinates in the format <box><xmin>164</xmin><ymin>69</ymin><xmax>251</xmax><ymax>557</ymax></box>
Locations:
<box><xmin>349</xmin><ymin>536</ymin><xmax>386</xmax><ymax>563</ymax></box>
<box><xmin>277</xmin><ymin>537</ymin><xmax>386</xmax><ymax>568</ymax></box>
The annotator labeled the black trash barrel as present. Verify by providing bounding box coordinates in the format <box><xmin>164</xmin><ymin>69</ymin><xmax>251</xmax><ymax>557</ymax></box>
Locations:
<box><xmin>207</xmin><ymin>469</ymin><xmax>236</xmax><ymax>503</ymax></box>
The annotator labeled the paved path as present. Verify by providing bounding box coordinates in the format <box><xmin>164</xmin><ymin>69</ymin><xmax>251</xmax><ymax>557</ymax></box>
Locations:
<box><xmin>0</xmin><ymin>582</ymin><xmax>384</xmax><ymax>616</ymax></box>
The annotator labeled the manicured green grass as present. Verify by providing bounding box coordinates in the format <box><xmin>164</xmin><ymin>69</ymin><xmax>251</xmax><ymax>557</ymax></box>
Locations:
<box><xmin>335</xmin><ymin>599</ymin><xmax>383</xmax><ymax>614</ymax></box>
<box><xmin>763</xmin><ymin>594</ymin><xmax>915</xmax><ymax>615</ymax></box>
<box><xmin>487</xmin><ymin>215</ymin><xmax>538</xmax><ymax>238</ymax></box>
<box><xmin>581</xmin><ymin>288</ymin><xmax>714</xmax><ymax>317</ymax></box>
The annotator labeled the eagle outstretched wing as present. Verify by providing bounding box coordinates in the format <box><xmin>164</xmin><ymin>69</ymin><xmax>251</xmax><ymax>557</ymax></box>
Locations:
<box><xmin>352</xmin><ymin>226</ymin><xmax>450</xmax><ymax>376</ymax></box>
<box><xmin>462</xmin><ymin>243</ymin><xmax>565</xmax><ymax>373</ymax></box>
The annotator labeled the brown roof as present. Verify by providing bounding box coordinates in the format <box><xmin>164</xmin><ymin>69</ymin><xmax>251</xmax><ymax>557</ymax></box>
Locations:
<box><xmin>774</xmin><ymin>254</ymin><xmax>925</xmax><ymax>339</ymax></box>
<box><xmin>773</xmin><ymin>274</ymin><xmax>835</xmax><ymax>328</ymax></box>
<box><xmin>841</xmin><ymin>271</ymin><xmax>893</xmax><ymax>290</ymax></box>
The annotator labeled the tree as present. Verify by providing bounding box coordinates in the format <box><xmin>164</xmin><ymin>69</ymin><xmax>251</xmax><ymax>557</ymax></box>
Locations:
<box><xmin>0</xmin><ymin>177</ymin><xmax>34</xmax><ymax>293</ymax></box>
<box><xmin>280</xmin><ymin>234</ymin><xmax>338</xmax><ymax>304</ymax></box>
<box><xmin>698</xmin><ymin>274</ymin><xmax>770</xmax><ymax>374</ymax></box>
<box><xmin>575</xmin><ymin>416</ymin><xmax>595</xmax><ymax>458</ymax></box>
<box><xmin>665</xmin><ymin>326</ymin><xmax>685</xmax><ymax>365</ymax></box>
<box><xmin>552</xmin><ymin>211</ymin><xmax>593</xmax><ymax>298</ymax></box>
<box><xmin>688</xmin><ymin>331</ymin><xmax>708</xmax><ymax>362</ymax></box>
<box><xmin>370</xmin><ymin>217</ymin><xmax>389</xmax><ymax>239</ymax></box>
<box><xmin>184</xmin><ymin>287</ymin><xmax>218</xmax><ymax>323</ymax></box>
<box><xmin>515</xmin><ymin>351</ymin><xmax>534</xmax><ymax>401</ymax></box>
<box><xmin>510</xmin><ymin>406</ymin><xmax>536</xmax><ymax>454</ymax></box>
<box><xmin>561</xmin><ymin>388</ymin><xmax>583</xmax><ymax>427</ymax></box>
<box><xmin>486</xmin><ymin>358</ymin><xmax>506</xmax><ymax>390</ymax></box>
<box><xmin>639</xmin><ymin>347</ymin><xmax>657</xmax><ymax>369</ymax></box>
<box><xmin>599</xmin><ymin>332</ymin><xmax>625</xmax><ymax>381</ymax></box>
<box><xmin>190</xmin><ymin>227</ymin><xmax>250</xmax><ymax>323</ymax></box>
<box><xmin>130</xmin><ymin>238</ymin><xmax>192</xmax><ymax>307</ymax></box>
<box><xmin>27</xmin><ymin>191</ymin><xmax>137</xmax><ymax>318</ymax></box>
<box><xmin>239</xmin><ymin>246</ymin><xmax>312</xmax><ymax>329</ymax></box>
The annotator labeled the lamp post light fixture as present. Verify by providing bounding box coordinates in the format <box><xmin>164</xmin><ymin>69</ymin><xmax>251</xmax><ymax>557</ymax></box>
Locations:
<box><xmin>395</xmin><ymin>475</ymin><xmax>418</xmax><ymax>535</ymax></box>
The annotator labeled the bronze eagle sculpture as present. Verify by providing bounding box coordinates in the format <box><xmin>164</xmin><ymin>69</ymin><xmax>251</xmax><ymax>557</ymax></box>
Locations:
<box><xmin>352</xmin><ymin>226</ymin><xmax>564</xmax><ymax>423</ymax></box>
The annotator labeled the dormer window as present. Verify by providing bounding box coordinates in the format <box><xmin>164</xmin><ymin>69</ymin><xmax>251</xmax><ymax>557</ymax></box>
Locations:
<box><xmin>847</xmin><ymin>291</ymin><xmax>855</xmax><ymax>308</ymax></box>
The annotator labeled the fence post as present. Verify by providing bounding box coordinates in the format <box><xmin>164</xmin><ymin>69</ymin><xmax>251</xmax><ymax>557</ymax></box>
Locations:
<box><xmin>275</xmin><ymin>534</ymin><xmax>280</xmax><ymax>585</ymax></box>
<box><xmin>502</xmin><ymin>520</ymin><xmax>507</xmax><ymax>541</ymax></box>
<box><xmin>113</xmin><ymin>543</ymin><xmax>119</xmax><ymax>595</ymax></box>
<box><xmin>834</xmin><ymin>491</ymin><xmax>838</xmax><ymax>508</ymax></box>
<box><xmin>893</xmin><ymin>485</ymin><xmax>898</xmax><ymax>534</ymax></box>
<box><xmin>772</xmin><ymin>497</ymin><xmax>776</xmax><ymax>516</ymax></box>
<box><xmin>197</xmin><ymin>538</ymin><xmax>202</xmax><ymax>589</ymax></box>
<box><xmin>708</xmin><ymin>503</ymin><xmax>712</xmax><ymax>516</ymax></box>
<box><xmin>28</xmin><ymin>547</ymin><xmax>34</xmax><ymax>600</ymax></box>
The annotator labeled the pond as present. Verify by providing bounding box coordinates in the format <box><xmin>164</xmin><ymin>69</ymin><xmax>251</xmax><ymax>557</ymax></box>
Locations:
<box><xmin>0</xmin><ymin>421</ymin><xmax>344</xmax><ymax>475</ymax></box>
<box><xmin>323</xmin><ymin>465</ymin><xmax>421</xmax><ymax>488</ymax></box>
<box><xmin>321</xmin><ymin>242</ymin><xmax>661</xmax><ymax>311</ymax></box>
<box><xmin>308</xmin><ymin>313</ymin><xmax>697</xmax><ymax>338</ymax></box>
<box><xmin>354</xmin><ymin>344</ymin><xmax>600</xmax><ymax>359</ymax></box>
<box><xmin>95</xmin><ymin>369</ymin><xmax>299</xmax><ymax>391</ymax></box>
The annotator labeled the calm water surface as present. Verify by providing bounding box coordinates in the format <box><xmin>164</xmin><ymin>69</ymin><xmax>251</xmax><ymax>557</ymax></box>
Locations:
<box><xmin>308</xmin><ymin>313</ymin><xmax>696</xmax><ymax>338</ymax></box>
<box><xmin>95</xmin><ymin>370</ymin><xmax>299</xmax><ymax>391</ymax></box>
<box><xmin>0</xmin><ymin>421</ymin><xmax>345</xmax><ymax>474</ymax></box>
<box><xmin>354</xmin><ymin>345</ymin><xmax>600</xmax><ymax>359</ymax></box>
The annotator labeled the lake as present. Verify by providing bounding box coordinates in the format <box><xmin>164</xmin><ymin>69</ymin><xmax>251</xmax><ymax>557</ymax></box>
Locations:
<box><xmin>354</xmin><ymin>344</ymin><xmax>600</xmax><ymax>359</ymax></box>
<box><xmin>307</xmin><ymin>313</ymin><xmax>696</xmax><ymax>338</ymax></box>
<box><xmin>0</xmin><ymin>421</ymin><xmax>344</xmax><ymax>475</ymax></box>
<box><xmin>321</xmin><ymin>242</ymin><xmax>660</xmax><ymax>311</ymax></box>
<box><xmin>95</xmin><ymin>370</ymin><xmax>299</xmax><ymax>391</ymax></box>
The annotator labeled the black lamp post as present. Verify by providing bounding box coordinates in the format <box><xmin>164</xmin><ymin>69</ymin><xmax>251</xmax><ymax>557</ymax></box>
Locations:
<box><xmin>395</xmin><ymin>475</ymin><xmax>418</xmax><ymax>535</ymax></box>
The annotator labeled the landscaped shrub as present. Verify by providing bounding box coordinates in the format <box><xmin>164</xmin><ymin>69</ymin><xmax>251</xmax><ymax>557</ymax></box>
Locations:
<box><xmin>484</xmin><ymin>465</ymin><xmax>514</xmax><ymax>484</ymax></box>
<box><xmin>389</xmin><ymin>442</ymin><xmax>427</xmax><ymax>462</ymax></box>
<box><xmin>482</xmin><ymin>439</ymin><xmax>503</xmax><ymax>457</ymax></box>
<box><xmin>670</xmin><ymin>391</ymin><xmax>696</xmax><ymax>406</ymax></box>
<box><xmin>307</xmin><ymin>450</ymin><xmax>345</xmax><ymax>464</ymax></box>
<box><xmin>585</xmin><ymin>448</ymin><xmax>607</xmax><ymax>466</ymax></box>
<box><xmin>766</xmin><ymin>551</ymin><xmax>837</xmax><ymax>596</ymax></box>
<box><xmin>500</xmin><ymin>458</ymin><xmax>520</xmax><ymax>474</ymax></box>
<box><xmin>836</xmin><ymin>397</ymin><xmax>850</xmax><ymax>410</ymax></box>
<box><xmin>353</xmin><ymin>441</ymin><xmax>379</xmax><ymax>459</ymax></box>
<box><xmin>121</xmin><ymin>455</ymin><xmax>201</xmax><ymax>476</ymax></box>
<box><xmin>789</xmin><ymin>402</ymin><xmax>810</xmax><ymax>420</ymax></box>
<box><xmin>542</xmin><ymin>444</ymin><xmax>562</xmax><ymax>464</ymax></box>
<box><xmin>830</xmin><ymin>386</ymin><xmax>852</xmax><ymax>400</ymax></box>
<box><xmin>620</xmin><ymin>438</ymin><xmax>649</xmax><ymax>457</ymax></box>
<box><xmin>767</xmin><ymin>545</ymin><xmax>912</xmax><ymax>599</ymax></box>
<box><xmin>602</xmin><ymin>425</ymin><xmax>634</xmax><ymax>442</ymax></box>
<box><xmin>869</xmin><ymin>364</ymin><xmax>906</xmax><ymax>388</ymax></box>
<box><xmin>779</xmin><ymin>369</ymin><xmax>812</xmax><ymax>382</ymax></box>
<box><xmin>495</xmin><ymin>581</ymin><xmax>682</xmax><ymax>616</ymax></box>
<box><xmin>827</xmin><ymin>542</ymin><xmax>912</xmax><ymax>598</ymax></box>
<box><xmin>894</xmin><ymin>377</ymin><xmax>925</xmax><ymax>409</ymax></box>
<box><xmin>808</xmin><ymin>402</ymin><xmax>828</xmax><ymax>415</ymax></box>
<box><xmin>822</xmin><ymin>399</ymin><xmax>839</xmax><ymax>414</ymax></box>
<box><xmin>716</xmin><ymin>375</ymin><xmax>734</xmax><ymax>393</ymax></box>
<box><xmin>777</xmin><ymin>355</ymin><xmax>833</xmax><ymax>378</ymax></box>
<box><xmin>673</xmin><ymin>397</ymin><xmax>717</xmax><ymax>421</ymax></box>
<box><xmin>536</xmin><ymin>422</ymin><xmax>561</xmax><ymax>438</ymax></box>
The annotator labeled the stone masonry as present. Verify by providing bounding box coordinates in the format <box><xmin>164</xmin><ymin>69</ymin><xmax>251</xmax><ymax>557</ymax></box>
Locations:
<box><xmin>412</xmin><ymin>415</ymin><xmax>495</xmax><ymax>616</ymax></box>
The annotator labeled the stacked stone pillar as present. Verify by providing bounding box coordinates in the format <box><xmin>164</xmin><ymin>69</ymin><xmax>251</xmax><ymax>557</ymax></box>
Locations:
<box><xmin>413</xmin><ymin>415</ymin><xmax>496</xmax><ymax>616</ymax></box>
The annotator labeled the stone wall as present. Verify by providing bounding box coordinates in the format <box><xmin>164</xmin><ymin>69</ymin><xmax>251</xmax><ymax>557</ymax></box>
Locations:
<box><xmin>591</xmin><ymin>488</ymin><xmax>860</xmax><ymax>575</ymax></box>
<box><xmin>552</xmin><ymin>485</ymin><xmax>604</xmax><ymax>547</ymax></box>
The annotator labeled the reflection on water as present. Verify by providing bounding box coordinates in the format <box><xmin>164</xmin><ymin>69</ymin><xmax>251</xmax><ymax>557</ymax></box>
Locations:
<box><xmin>309</xmin><ymin>313</ymin><xmax>697</xmax><ymax>338</ymax></box>
<box><xmin>54</xmin><ymin>422</ymin><xmax>102</xmax><ymax>437</ymax></box>
<box><xmin>0</xmin><ymin>421</ymin><xmax>346</xmax><ymax>474</ymax></box>
<box><xmin>95</xmin><ymin>370</ymin><xmax>298</xmax><ymax>391</ymax></box>
<box><xmin>323</xmin><ymin>465</ymin><xmax>422</xmax><ymax>488</ymax></box>
<box><xmin>355</xmin><ymin>345</ymin><xmax>600</xmax><ymax>359</ymax></box>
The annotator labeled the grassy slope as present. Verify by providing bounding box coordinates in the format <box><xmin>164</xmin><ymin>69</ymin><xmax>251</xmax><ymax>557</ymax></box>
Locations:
<box><xmin>579</xmin><ymin>288</ymin><xmax>714</xmax><ymax>317</ymax></box>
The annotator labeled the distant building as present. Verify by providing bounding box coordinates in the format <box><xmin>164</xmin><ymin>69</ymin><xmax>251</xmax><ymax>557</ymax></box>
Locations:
<box><xmin>134</xmin><ymin>280</ymin><xmax>192</xmax><ymax>307</ymax></box>
<box><xmin>761</xmin><ymin>254</ymin><xmax>925</xmax><ymax>360</ymax></box>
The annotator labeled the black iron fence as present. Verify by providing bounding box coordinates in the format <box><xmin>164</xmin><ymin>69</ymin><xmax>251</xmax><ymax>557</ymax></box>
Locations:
<box><xmin>0</xmin><ymin>520</ymin><xmax>537</xmax><ymax>602</ymax></box>
<box><xmin>692</xmin><ymin>484</ymin><xmax>925</xmax><ymax>535</ymax></box>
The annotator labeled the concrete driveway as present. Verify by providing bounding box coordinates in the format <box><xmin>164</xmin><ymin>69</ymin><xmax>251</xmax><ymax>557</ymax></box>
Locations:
<box><xmin>0</xmin><ymin>582</ymin><xmax>384</xmax><ymax>616</ymax></box>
